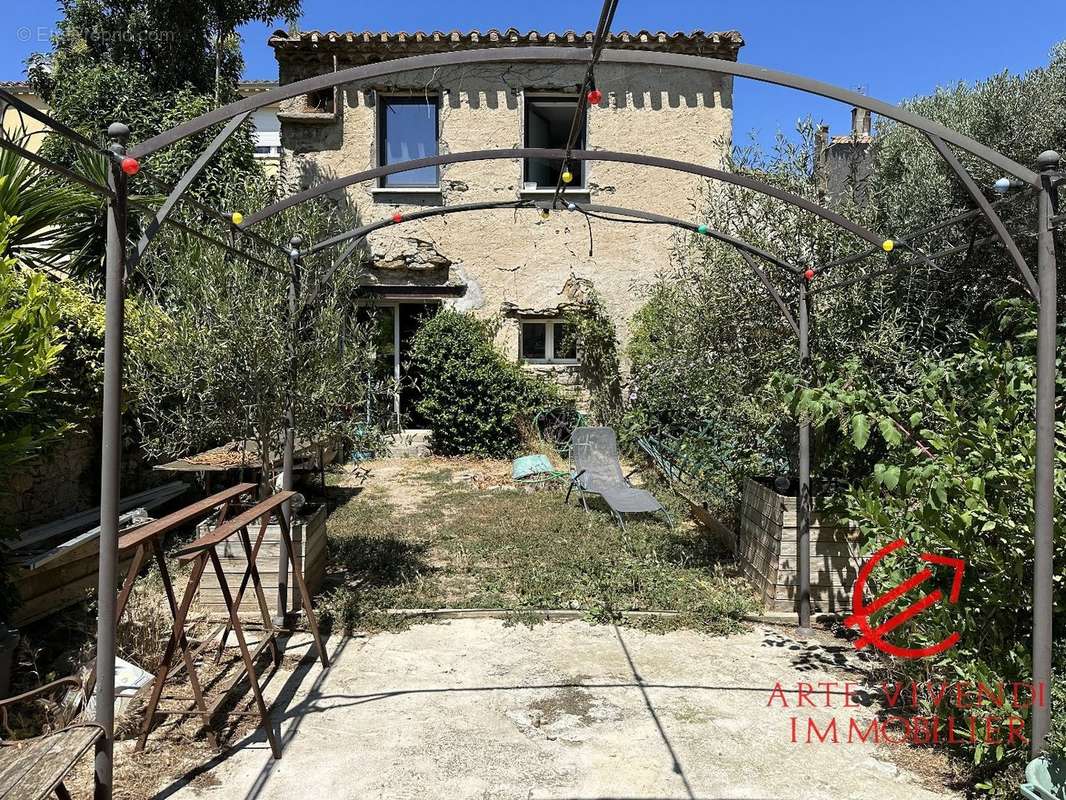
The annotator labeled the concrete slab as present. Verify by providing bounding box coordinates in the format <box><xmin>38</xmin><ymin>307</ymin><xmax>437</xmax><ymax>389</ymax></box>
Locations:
<box><xmin>162</xmin><ymin>620</ymin><xmax>957</xmax><ymax>800</ymax></box>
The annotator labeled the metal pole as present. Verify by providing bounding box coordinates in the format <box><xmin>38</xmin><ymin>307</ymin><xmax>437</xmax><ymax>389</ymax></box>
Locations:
<box><xmin>94</xmin><ymin>122</ymin><xmax>129</xmax><ymax>800</ymax></box>
<box><xmin>797</xmin><ymin>277</ymin><xmax>813</xmax><ymax>635</ymax></box>
<box><xmin>1032</xmin><ymin>149</ymin><xmax>1059</xmax><ymax>757</ymax></box>
<box><xmin>277</xmin><ymin>236</ymin><xmax>302</xmax><ymax>623</ymax></box>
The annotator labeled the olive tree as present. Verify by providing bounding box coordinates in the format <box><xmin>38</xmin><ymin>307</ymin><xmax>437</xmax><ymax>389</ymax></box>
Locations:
<box><xmin>127</xmin><ymin>191</ymin><xmax>378</xmax><ymax>495</ymax></box>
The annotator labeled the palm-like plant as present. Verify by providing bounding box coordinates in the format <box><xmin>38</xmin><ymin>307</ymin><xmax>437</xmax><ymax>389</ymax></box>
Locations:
<box><xmin>0</xmin><ymin>124</ymin><xmax>159</xmax><ymax>285</ymax></box>
<box><xmin>0</xmin><ymin>136</ymin><xmax>101</xmax><ymax>274</ymax></box>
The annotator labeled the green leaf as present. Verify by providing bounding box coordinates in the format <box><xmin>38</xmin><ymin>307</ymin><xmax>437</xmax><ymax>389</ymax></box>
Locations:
<box><xmin>873</xmin><ymin>463</ymin><xmax>901</xmax><ymax>491</ymax></box>
<box><xmin>878</xmin><ymin>417</ymin><xmax>903</xmax><ymax>447</ymax></box>
<box><xmin>851</xmin><ymin>414</ymin><xmax>870</xmax><ymax>450</ymax></box>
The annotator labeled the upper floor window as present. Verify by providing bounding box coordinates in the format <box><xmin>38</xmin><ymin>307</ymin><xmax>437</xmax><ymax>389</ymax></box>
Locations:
<box><xmin>521</xmin><ymin>319</ymin><xmax>578</xmax><ymax>364</ymax></box>
<box><xmin>378</xmin><ymin>95</ymin><xmax>439</xmax><ymax>188</ymax></box>
<box><xmin>524</xmin><ymin>94</ymin><xmax>585</xmax><ymax>190</ymax></box>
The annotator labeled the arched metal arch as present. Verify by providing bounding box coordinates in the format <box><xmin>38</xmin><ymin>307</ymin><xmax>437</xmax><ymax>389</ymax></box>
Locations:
<box><xmin>42</xmin><ymin>35</ymin><xmax>1054</xmax><ymax>782</ymax></box>
<box><xmin>302</xmin><ymin>199</ymin><xmax>804</xmax><ymax>337</ymax></box>
<box><xmin>309</xmin><ymin>197</ymin><xmax>804</xmax><ymax>276</ymax></box>
<box><xmin>127</xmin><ymin>46</ymin><xmax>1037</xmax><ymax>186</ymax></box>
<box><xmin>241</xmin><ymin>147</ymin><xmax>885</xmax><ymax>248</ymax></box>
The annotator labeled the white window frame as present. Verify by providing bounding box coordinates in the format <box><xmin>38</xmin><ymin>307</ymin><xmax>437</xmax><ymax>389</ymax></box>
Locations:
<box><xmin>520</xmin><ymin>318</ymin><xmax>579</xmax><ymax>365</ymax></box>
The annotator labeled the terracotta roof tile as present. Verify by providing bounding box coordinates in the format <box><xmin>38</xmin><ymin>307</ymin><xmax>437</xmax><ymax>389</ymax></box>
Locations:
<box><xmin>269</xmin><ymin>27</ymin><xmax>744</xmax><ymax>61</ymax></box>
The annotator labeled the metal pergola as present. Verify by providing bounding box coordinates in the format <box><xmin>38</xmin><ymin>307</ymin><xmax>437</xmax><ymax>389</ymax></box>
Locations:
<box><xmin>0</xmin><ymin>31</ymin><xmax>1060</xmax><ymax>800</ymax></box>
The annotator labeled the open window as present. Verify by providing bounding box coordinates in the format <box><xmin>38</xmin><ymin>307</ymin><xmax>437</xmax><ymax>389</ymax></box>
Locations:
<box><xmin>378</xmin><ymin>96</ymin><xmax>440</xmax><ymax>188</ymax></box>
<box><xmin>521</xmin><ymin>319</ymin><xmax>579</xmax><ymax>364</ymax></box>
<box><xmin>523</xmin><ymin>94</ymin><xmax>585</xmax><ymax>189</ymax></box>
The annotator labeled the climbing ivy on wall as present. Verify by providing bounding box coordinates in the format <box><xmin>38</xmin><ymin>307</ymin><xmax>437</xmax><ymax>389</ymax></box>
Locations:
<box><xmin>563</xmin><ymin>283</ymin><xmax>623</xmax><ymax>427</ymax></box>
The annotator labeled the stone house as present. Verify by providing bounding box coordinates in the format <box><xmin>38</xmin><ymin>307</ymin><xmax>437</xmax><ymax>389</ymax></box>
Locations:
<box><xmin>269</xmin><ymin>28</ymin><xmax>743</xmax><ymax>418</ymax></box>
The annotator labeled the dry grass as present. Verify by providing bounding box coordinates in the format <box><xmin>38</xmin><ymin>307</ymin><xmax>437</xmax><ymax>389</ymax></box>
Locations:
<box><xmin>321</xmin><ymin>456</ymin><xmax>758</xmax><ymax>635</ymax></box>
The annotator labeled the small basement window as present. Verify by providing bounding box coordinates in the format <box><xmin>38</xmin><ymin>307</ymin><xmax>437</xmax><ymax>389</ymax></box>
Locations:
<box><xmin>521</xmin><ymin>319</ymin><xmax>579</xmax><ymax>364</ymax></box>
<box><xmin>378</xmin><ymin>96</ymin><xmax>439</xmax><ymax>188</ymax></box>
<box><xmin>524</xmin><ymin>94</ymin><xmax>584</xmax><ymax>189</ymax></box>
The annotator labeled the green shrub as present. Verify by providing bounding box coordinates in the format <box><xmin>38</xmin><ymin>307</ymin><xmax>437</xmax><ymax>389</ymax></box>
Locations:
<box><xmin>0</xmin><ymin>216</ymin><xmax>69</xmax><ymax>620</ymax></box>
<box><xmin>408</xmin><ymin>310</ymin><xmax>561</xmax><ymax>458</ymax></box>
<box><xmin>778</xmin><ymin>301</ymin><xmax>1066</xmax><ymax>782</ymax></box>
<box><xmin>563</xmin><ymin>285</ymin><xmax>623</xmax><ymax>427</ymax></box>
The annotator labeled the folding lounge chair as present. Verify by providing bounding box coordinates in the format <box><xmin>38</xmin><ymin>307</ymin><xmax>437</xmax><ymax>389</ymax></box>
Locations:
<box><xmin>564</xmin><ymin>426</ymin><xmax>672</xmax><ymax>529</ymax></box>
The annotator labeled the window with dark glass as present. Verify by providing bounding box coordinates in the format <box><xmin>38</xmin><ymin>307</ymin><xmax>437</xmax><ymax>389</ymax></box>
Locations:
<box><xmin>521</xmin><ymin>320</ymin><xmax>579</xmax><ymax>363</ymax></box>
<box><xmin>521</xmin><ymin>322</ymin><xmax>547</xmax><ymax>361</ymax></box>
<box><xmin>378</xmin><ymin>96</ymin><xmax>439</xmax><ymax>187</ymax></box>
<box><xmin>552</xmin><ymin>322</ymin><xmax>577</xmax><ymax>360</ymax></box>
<box><xmin>523</xmin><ymin>95</ymin><xmax>585</xmax><ymax>189</ymax></box>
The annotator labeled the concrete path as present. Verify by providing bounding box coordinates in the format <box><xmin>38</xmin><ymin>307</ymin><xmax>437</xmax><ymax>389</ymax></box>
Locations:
<box><xmin>161</xmin><ymin>619</ymin><xmax>956</xmax><ymax>800</ymax></box>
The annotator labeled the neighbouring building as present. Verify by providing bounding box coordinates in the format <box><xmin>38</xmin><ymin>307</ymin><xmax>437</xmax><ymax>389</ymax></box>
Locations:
<box><xmin>239</xmin><ymin>80</ymin><xmax>284</xmax><ymax>176</ymax></box>
<box><xmin>268</xmin><ymin>28</ymin><xmax>744</xmax><ymax>415</ymax></box>
<box><xmin>814</xmin><ymin>107</ymin><xmax>875</xmax><ymax>204</ymax></box>
<box><xmin>0</xmin><ymin>80</ymin><xmax>284</xmax><ymax>174</ymax></box>
<box><xmin>0</xmin><ymin>82</ymin><xmax>49</xmax><ymax>152</ymax></box>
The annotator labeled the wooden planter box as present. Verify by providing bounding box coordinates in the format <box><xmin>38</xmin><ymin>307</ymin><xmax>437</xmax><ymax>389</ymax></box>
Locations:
<box><xmin>12</xmin><ymin>541</ymin><xmax>136</xmax><ymax>627</ymax></box>
<box><xmin>196</xmin><ymin>504</ymin><xmax>327</xmax><ymax>618</ymax></box>
<box><xmin>738</xmin><ymin>478</ymin><xmax>860</xmax><ymax>614</ymax></box>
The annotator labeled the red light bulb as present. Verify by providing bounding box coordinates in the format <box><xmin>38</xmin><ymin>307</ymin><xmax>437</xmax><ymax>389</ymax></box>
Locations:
<box><xmin>587</xmin><ymin>88</ymin><xmax>603</xmax><ymax>105</ymax></box>
<box><xmin>120</xmin><ymin>157</ymin><xmax>140</xmax><ymax>176</ymax></box>
<box><xmin>391</xmin><ymin>212</ymin><xmax>403</xmax><ymax>223</ymax></box>
<box><xmin>804</xmin><ymin>268</ymin><xmax>815</xmax><ymax>281</ymax></box>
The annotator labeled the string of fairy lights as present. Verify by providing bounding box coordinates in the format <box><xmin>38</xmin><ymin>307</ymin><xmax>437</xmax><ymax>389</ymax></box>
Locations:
<box><xmin>99</xmin><ymin>0</ymin><xmax>949</xmax><ymax>296</ymax></box>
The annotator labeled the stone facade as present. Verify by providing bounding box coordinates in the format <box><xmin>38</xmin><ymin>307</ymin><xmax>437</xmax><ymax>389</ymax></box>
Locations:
<box><xmin>270</xmin><ymin>29</ymin><xmax>742</xmax><ymax>383</ymax></box>
<box><xmin>1</xmin><ymin>426</ymin><xmax>165</xmax><ymax>532</ymax></box>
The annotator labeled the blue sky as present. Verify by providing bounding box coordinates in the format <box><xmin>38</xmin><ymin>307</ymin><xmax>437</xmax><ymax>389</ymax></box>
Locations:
<box><xmin>5</xmin><ymin>0</ymin><xmax>1064</xmax><ymax>148</ymax></box>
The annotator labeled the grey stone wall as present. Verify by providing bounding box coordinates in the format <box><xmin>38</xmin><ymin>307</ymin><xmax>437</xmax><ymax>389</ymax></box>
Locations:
<box><xmin>2</xmin><ymin>430</ymin><xmax>96</xmax><ymax>530</ymax></box>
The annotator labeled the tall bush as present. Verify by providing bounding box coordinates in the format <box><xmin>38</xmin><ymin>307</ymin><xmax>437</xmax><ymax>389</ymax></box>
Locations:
<box><xmin>625</xmin><ymin>123</ymin><xmax>909</xmax><ymax>521</ymax></box>
<box><xmin>779</xmin><ymin>300</ymin><xmax>1066</xmax><ymax>779</ymax></box>
<box><xmin>0</xmin><ymin>216</ymin><xmax>69</xmax><ymax>620</ymax></box>
<box><xmin>408</xmin><ymin>310</ymin><xmax>560</xmax><ymax>458</ymax></box>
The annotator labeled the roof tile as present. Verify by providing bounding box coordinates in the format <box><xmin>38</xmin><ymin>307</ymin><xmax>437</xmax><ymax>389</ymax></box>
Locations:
<box><xmin>269</xmin><ymin>28</ymin><xmax>744</xmax><ymax>61</ymax></box>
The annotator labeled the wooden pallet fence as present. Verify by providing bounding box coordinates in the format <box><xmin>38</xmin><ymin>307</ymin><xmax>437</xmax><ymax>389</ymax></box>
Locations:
<box><xmin>196</xmin><ymin>504</ymin><xmax>327</xmax><ymax>617</ymax></box>
<box><xmin>738</xmin><ymin>478</ymin><xmax>861</xmax><ymax>614</ymax></box>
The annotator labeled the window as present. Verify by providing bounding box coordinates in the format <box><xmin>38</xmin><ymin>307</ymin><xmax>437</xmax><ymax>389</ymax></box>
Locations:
<box><xmin>378</xmin><ymin>96</ymin><xmax>439</xmax><ymax>187</ymax></box>
<box><xmin>304</xmin><ymin>88</ymin><xmax>335</xmax><ymax>114</ymax></box>
<box><xmin>523</xmin><ymin>94</ymin><xmax>585</xmax><ymax>189</ymax></box>
<box><xmin>521</xmin><ymin>320</ymin><xmax>578</xmax><ymax>364</ymax></box>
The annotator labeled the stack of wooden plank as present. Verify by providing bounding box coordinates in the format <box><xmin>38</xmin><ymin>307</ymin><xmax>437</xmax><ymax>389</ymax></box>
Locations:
<box><xmin>8</xmin><ymin>482</ymin><xmax>189</xmax><ymax>626</ymax></box>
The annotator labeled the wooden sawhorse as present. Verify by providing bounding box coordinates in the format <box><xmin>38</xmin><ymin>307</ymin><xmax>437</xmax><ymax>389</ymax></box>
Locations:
<box><xmin>113</xmin><ymin>483</ymin><xmax>256</xmax><ymax>751</ymax></box>
<box><xmin>136</xmin><ymin>491</ymin><xmax>329</xmax><ymax>758</ymax></box>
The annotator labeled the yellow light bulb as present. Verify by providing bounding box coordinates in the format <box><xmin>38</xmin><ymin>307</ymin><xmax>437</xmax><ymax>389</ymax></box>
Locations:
<box><xmin>882</xmin><ymin>239</ymin><xmax>894</xmax><ymax>253</ymax></box>
<box><xmin>561</xmin><ymin>170</ymin><xmax>573</xmax><ymax>184</ymax></box>
<box><xmin>231</xmin><ymin>211</ymin><xmax>244</xmax><ymax>225</ymax></box>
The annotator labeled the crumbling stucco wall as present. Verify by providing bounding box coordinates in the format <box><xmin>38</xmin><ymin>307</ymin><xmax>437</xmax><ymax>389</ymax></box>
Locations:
<box><xmin>277</xmin><ymin>60</ymin><xmax>734</xmax><ymax>366</ymax></box>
